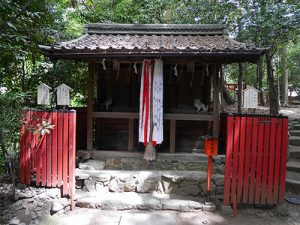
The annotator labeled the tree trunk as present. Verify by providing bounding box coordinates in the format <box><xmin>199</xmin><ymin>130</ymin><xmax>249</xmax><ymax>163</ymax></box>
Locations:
<box><xmin>280</xmin><ymin>46</ymin><xmax>289</xmax><ymax>105</ymax></box>
<box><xmin>237</xmin><ymin>63</ymin><xmax>243</xmax><ymax>114</ymax></box>
<box><xmin>220</xmin><ymin>66</ymin><xmax>225</xmax><ymax>112</ymax></box>
<box><xmin>257</xmin><ymin>57</ymin><xmax>265</xmax><ymax>106</ymax></box>
<box><xmin>266</xmin><ymin>51</ymin><xmax>279</xmax><ymax>114</ymax></box>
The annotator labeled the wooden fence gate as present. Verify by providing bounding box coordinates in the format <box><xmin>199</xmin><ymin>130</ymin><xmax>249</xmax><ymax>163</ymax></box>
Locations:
<box><xmin>20</xmin><ymin>110</ymin><xmax>76</xmax><ymax>209</ymax></box>
<box><xmin>223</xmin><ymin>114</ymin><xmax>288</xmax><ymax>208</ymax></box>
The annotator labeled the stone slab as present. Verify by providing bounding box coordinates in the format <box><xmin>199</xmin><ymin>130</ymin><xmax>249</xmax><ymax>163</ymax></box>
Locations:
<box><xmin>76</xmin><ymin>192</ymin><xmax>205</xmax><ymax>212</ymax></box>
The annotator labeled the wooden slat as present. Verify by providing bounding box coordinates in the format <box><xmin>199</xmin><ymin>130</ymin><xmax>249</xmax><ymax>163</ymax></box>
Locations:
<box><xmin>41</xmin><ymin>111</ymin><xmax>47</xmax><ymax>186</ymax></box>
<box><xmin>231</xmin><ymin>116</ymin><xmax>240</xmax><ymax>204</ymax></box>
<box><xmin>242</xmin><ymin>116</ymin><xmax>252</xmax><ymax>203</ymax></box>
<box><xmin>128</xmin><ymin>118</ymin><xmax>134</xmax><ymax>151</ymax></box>
<box><xmin>267</xmin><ymin>118</ymin><xmax>276</xmax><ymax>204</ymax></box>
<box><xmin>223</xmin><ymin>115</ymin><xmax>234</xmax><ymax>205</ymax></box>
<box><xmin>170</xmin><ymin>120</ymin><xmax>176</xmax><ymax>153</ymax></box>
<box><xmin>35</xmin><ymin>111</ymin><xmax>42</xmax><ymax>186</ymax></box>
<box><xmin>69</xmin><ymin>110</ymin><xmax>76</xmax><ymax>209</ymax></box>
<box><xmin>63</xmin><ymin>111</ymin><xmax>69</xmax><ymax>195</ymax></box>
<box><xmin>248</xmin><ymin>117</ymin><xmax>258</xmax><ymax>204</ymax></box>
<box><xmin>279</xmin><ymin>118</ymin><xmax>288</xmax><ymax>203</ymax></box>
<box><xmin>51</xmin><ymin>110</ymin><xmax>58</xmax><ymax>187</ymax></box>
<box><xmin>57</xmin><ymin>111</ymin><xmax>63</xmax><ymax>186</ymax></box>
<box><xmin>46</xmin><ymin>112</ymin><xmax>52</xmax><ymax>187</ymax></box>
<box><xmin>254</xmin><ymin>121</ymin><xmax>265</xmax><ymax>204</ymax></box>
<box><xmin>261</xmin><ymin>118</ymin><xmax>270</xmax><ymax>204</ymax></box>
<box><xmin>237</xmin><ymin>116</ymin><xmax>246</xmax><ymax>203</ymax></box>
<box><xmin>273</xmin><ymin>118</ymin><xmax>282</xmax><ymax>203</ymax></box>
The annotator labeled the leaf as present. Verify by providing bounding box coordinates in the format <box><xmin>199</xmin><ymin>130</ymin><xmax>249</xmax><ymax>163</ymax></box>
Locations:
<box><xmin>6</xmin><ymin>21</ymin><xmax>17</xmax><ymax>30</ymax></box>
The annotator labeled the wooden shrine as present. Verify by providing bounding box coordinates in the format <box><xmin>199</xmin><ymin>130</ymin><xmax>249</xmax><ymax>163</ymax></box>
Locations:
<box><xmin>39</xmin><ymin>23</ymin><xmax>267</xmax><ymax>153</ymax></box>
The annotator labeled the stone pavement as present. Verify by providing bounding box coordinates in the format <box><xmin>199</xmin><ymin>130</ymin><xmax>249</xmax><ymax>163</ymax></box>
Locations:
<box><xmin>40</xmin><ymin>204</ymin><xmax>300</xmax><ymax>225</ymax></box>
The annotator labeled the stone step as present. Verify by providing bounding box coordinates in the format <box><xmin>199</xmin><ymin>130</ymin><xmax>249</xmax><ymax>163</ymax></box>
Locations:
<box><xmin>287</xmin><ymin>159</ymin><xmax>300</xmax><ymax>172</ymax></box>
<box><xmin>289</xmin><ymin>136</ymin><xmax>300</xmax><ymax>146</ymax></box>
<box><xmin>77</xmin><ymin>152</ymin><xmax>225</xmax><ymax>172</ymax></box>
<box><xmin>75</xmin><ymin>169</ymin><xmax>224</xmax><ymax>197</ymax></box>
<box><xmin>293</xmin><ymin>125</ymin><xmax>300</xmax><ymax>130</ymax></box>
<box><xmin>75</xmin><ymin>191</ymin><xmax>214</xmax><ymax>212</ymax></box>
<box><xmin>289</xmin><ymin>146</ymin><xmax>300</xmax><ymax>159</ymax></box>
<box><xmin>286</xmin><ymin>171</ymin><xmax>300</xmax><ymax>195</ymax></box>
<box><xmin>290</xmin><ymin>130</ymin><xmax>300</xmax><ymax>137</ymax></box>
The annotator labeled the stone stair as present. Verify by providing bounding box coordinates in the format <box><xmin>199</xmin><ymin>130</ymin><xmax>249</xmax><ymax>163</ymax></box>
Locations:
<box><xmin>74</xmin><ymin>151</ymin><xmax>225</xmax><ymax>211</ymax></box>
<box><xmin>287</xmin><ymin>119</ymin><xmax>300</xmax><ymax>194</ymax></box>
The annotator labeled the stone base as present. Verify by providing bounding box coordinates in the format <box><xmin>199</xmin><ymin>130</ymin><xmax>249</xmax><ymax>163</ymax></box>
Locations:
<box><xmin>75</xmin><ymin>191</ymin><xmax>205</xmax><ymax>212</ymax></box>
<box><xmin>77</xmin><ymin>151</ymin><xmax>226</xmax><ymax>173</ymax></box>
<box><xmin>76</xmin><ymin>169</ymin><xmax>224</xmax><ymax>198</ymax></box>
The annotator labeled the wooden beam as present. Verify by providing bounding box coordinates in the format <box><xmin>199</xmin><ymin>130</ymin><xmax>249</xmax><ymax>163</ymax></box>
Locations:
<box><xmin>87</xmin><ymin>62</ymin><xmax>94</xmax><ymax>150</ymax></box>
<box><xmin>237</xmin><ymin>63</ymin><xmax>243</xmax><ymax>114</ymax></box>
<box><xmin>93</xmin><ymin>112</ymin><xmax>214</xmax><ymax>121</ymax></box>
<box><xmin>212</xmin><ymin>65</ymin><xmax>220</xmax><ymax>137</ymax></box>
<box><xmin>128</xmin><ymin>118</ymin><xmax>134</xmax><ymax>151</ymax></box>
<box><xmin>170</xmin><ymin>120</ymin><xmax>176</xmax><ymax>153</ymax></box>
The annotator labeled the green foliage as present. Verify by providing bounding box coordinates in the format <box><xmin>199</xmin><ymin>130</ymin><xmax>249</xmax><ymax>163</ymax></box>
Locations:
<box><xmin>0</xmin><ymin>92</ymin><xmax>27</xmax><ymax>175</ymax></box>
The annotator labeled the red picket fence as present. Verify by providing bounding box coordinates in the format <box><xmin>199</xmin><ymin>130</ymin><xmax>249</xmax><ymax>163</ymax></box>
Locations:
<box><xmin>223</xmin><ymin>114</ymin><xmax>288</xmax><ymax>208</ymax></box>
<box><xmin>20</xmin><ymin>110</ymin><xmax>76</xmax><ymax>209</ymax></box>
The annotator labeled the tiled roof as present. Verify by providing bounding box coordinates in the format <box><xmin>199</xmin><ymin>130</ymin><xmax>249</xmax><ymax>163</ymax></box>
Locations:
<box><xmin>39</xmin><ymin>23</ymin><xmax>267</xmax><ymax>60</ymax></box>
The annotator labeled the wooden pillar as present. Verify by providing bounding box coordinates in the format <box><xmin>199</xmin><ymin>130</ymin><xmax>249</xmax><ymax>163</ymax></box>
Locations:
<box><xmin>87</xmin><ymin>62</ymin><xmax>94</xmax><ymax>150</ymax></box>
<box><xmin>212</xmin><ymin>65</ymin><xmax>220</xmax><ymax>137</ymax></box>
<box><xmin>170</xmin><ymin>120</ymin><xmax>176</xmax><ymax>153</ymax></box>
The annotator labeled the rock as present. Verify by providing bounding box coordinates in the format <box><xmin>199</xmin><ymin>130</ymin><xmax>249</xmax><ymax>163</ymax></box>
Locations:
<box><xmin>50</xmin><ymin>202</ymin><xmax>64</xmax><ymax>215</ymax></box>
<box><xmin>214</xmin><ymin>176</ymin><xmax>224</xmax><ymax>186</ymax></box>
<box><xmin>221</xmin><ymin>204</ymin><xmax>232</xmax><ymax>214</ymax></box>
<box><xmin>108</xmin><ymin>178</ymin><xmax>125</xmax><ymax>192</ymax></box>
<box><xmin>93</xmin><ymin>174</ymin><xmax>111</xmax><ymax>183</ymax></box>
<box><xmin>216</xmin><ymin>186</ymin><xmax>224</xmax><ymax>195</ymax></box>
<box><xmin>16</xmin><ymin>183</ymin><xmax>27</xmax><ymax>191</ymax></box>
<box><xmin>137</xmin><ymin>173</ymin><xmax>159</xmax><ymax>193</ymax></box>
<box><xmin>276</xmin><ymin>205</ymin><xmax>289</xmax><ymax>217</ymax></box>
<box><xmin>9</xmin><ymin>217</ymin><xmax>20</xmax><ymax>225</ymax></box>
<box><xmin>213</xmin><ymin>156</ymin><xmax>223</xmax><ymax>165</ymax></box>
<box><xmin>84</xmin><ymin>180</ymin><xmax>96</xmax><ymax>192</ymax></box>
<box><xmin>124</xmin><ymin>176</ymin><xmax>136</xmax><ymax>192</ymax></box>
<box><xmin>79</xmin><ymin>160</ymin><xmax>105</xmax><ymax>170</ymax></box>
<box><xmin>95</xmin><ymin>182</ymin><xmax>109</xmax><ymax>192</ymax></box>
<box><xmin>161</xmin><ymin>179</ymin><xmax>178</xmax><ymax>194</ymax></box>
<box><xmin>178</xmin><ymin>181</ymin><xmax>200</xmax><ymax>196</ymax></box>
<box><xmin>202</xmin><ymin>202</ymin><xmax>216</xmax><ymax>212</ymax></box>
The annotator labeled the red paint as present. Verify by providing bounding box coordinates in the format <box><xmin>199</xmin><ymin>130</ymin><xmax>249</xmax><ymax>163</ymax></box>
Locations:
<box><xmin>41</xmin><ymin>111</ymin><xmax>47</xmax><ymax>186</ymax></box>
<box><xmin>46</xmin><ymin>111</ymin><xmax>52</xmax><ymax>186</ymax></box>
<box><xmin>279</xmin><ymin>118</ymin><xmax>288</xmax><ymax>203</ymax></box>
<box><xmin>20</xmin><ymin>110</ymin><xmax>76</xmax><ymax>210</ymax></box>
<box><xmin>69</xmin><ymin>111</ymin><xmax>76</xmax><ymax>209</ymax></box>
<box><xmin>273</xmin><ymin>119</ymin><xmax>282</xmax><ymax>203</ymax></box>
<box><xmin>223</xmin><ymin>116</ymin><xmax>234</xmax><ymax>206</ymax></box>
<box><xmin>261</xmin><ymin>118</ymin><xmax>270</xmax><ymax>204</ymax></box>
<box><xmin>223</xmin><ymin>115</ymin><xmax>288</xmax><ymax>207</ymax></box>
<box><xmin>267</xmin><ymin>118</ymin><xmax>276</xmax><ymax>204</ymax></box>
<box><xmin>52</xmin><ymin>111</ymin><xmax>58</xmax><ymax>187</ymax></box>
<box><xmin>231</xmin><ymin>116</ymin><xmax>240</xmax><ymax>204</ymax></box>
<box><xmin>248</xmin><ymin>117</ymin><xmax>258</xmax><ymax>204</ymax></box>
<box><xmin>254</xmin><ymin>121</ymin><xmax>264</xmax><ymax>204</ymax></box>
<box><xmin>63</xmin><ymin>111</ymin><xmax>69</xmax><ymax>196</ymax></box>
<box><xmin>57</xmin><ymin>111</ymin><xmax>63</xmax><ymax>186</ymax></box>
<box><xmin>242</xmin><ymin>117</ymin><xmax>252</xmax><ymax>203</ymax></box>
<box><xmin>237</xmin><ymin>116</ymin><xmax>246</xmax><ymax>203</ymax></box>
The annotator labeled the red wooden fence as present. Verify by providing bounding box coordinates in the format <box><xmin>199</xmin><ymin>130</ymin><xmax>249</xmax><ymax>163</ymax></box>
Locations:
<box><xmin>223</xmin><ymin>114</ymin><xmax>288</xmax><ymax>207</ymax></box>
<box><xmin>20</xmin><ymin>110</ymin><xmax>76</xmax><ymax>209</ymax></box>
